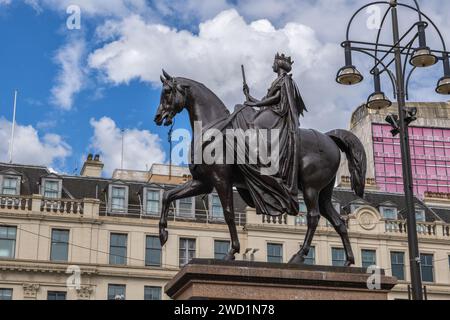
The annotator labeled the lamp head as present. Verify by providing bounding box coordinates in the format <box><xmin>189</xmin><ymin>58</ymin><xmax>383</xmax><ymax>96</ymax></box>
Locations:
<box><xmin>366</xmin><ymin>91</ymin><xmax>392</xmax><ymax>110</ymax></box>
<box><xmin>436</xmin><ymin>54</ymin><xmax>450</xmax><ymax>95</ymax></box>
<box><xmin>436</xmin><ymin>76</ymin><xmax>450</xmax><ymax>95</ymax></box>
<box><xmin>336</xmin><ymin>65</ymin><xmax>363</xmax><ymax>85</ymax></box>
<box><xmin>410</xmin><ymin>47</ymin><xmax>438</xmax><ymax>68</ymax></box>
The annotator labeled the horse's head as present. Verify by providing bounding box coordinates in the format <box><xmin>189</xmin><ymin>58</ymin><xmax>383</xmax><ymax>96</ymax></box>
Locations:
<box><xmin>154</xmin><ymin>70</ymin><xmax>190</xmax><ymax>126</ymax></box>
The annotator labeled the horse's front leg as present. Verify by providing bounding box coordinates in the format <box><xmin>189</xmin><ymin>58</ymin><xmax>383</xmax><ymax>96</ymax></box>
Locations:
<box><xmin>159</xmin><ymin>180</ymin><xmax>211</xmax><ymax>246</ymax></box>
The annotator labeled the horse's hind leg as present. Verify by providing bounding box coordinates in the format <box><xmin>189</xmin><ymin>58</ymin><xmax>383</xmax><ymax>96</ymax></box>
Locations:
<box><xmin>214</xmin><ymin>175</ymin><xmax>240</xmax><ymax>261</ymax></box>
<box><xmin>288</xmin><ymin>187</ymin><xmax>321</xmax><ymax>264</ymax></box>
<box><xmin>159</xmin><ymin>179</ymin><xmax>211</xmax><ymax>246</ymax></box>
<box><xmin>319</xmin><ymin>179</ymin><xmax>355</xmax><ymax>266</ymax></box>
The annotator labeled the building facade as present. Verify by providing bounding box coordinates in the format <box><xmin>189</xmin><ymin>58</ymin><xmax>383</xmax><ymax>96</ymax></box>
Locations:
<box><xmin>1</xmin><ymin>160</ymin><xmax>450</xmax><ymax>300</ymax></box>
<box><xmin>338</xmin><ymin>101</ymin><xmax>450</xmax><ymax>198</ymax></box>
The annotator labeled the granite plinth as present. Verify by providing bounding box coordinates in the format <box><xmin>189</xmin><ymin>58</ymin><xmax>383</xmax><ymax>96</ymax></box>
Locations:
<box><xmin>165</xmin><ymin>259</ymin><xmax>397</xmax><ymax>300</ymax></box>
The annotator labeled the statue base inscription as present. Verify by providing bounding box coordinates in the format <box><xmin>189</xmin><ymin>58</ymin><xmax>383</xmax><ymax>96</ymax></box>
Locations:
<box><xmin>165</xmin><ymin>259</ymin><xmax>397</xmax><ymax>300</ymax></box>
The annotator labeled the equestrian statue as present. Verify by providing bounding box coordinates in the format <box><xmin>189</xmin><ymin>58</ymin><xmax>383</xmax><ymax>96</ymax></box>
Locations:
<box><xmin>153</xmin><ymin>53</ymin><xmax>367</xmax><ymax>266</ymax></box>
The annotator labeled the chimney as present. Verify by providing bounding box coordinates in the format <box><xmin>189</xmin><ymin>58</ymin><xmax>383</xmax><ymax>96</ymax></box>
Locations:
<box><xmin>80</xmin><ymin>154</ymin><xmax>104</xmax><ymax>177</ymax></box>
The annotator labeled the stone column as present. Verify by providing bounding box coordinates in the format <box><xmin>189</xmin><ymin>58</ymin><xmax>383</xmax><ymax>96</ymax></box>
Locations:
<box><xmin>82</xmin><ymin>198</ymin><xmax>100</xmax><ymax>219</ymax></box>
<box><xmin>31</xmin><ymin>194</ymin><xmax>43</xmax><ymax>213</ymax></box>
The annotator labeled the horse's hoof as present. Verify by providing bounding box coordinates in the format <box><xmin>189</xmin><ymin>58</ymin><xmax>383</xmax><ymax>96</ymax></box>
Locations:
<box><xmin>288</xmin><ymin>254</ymin><xmax>305</xmax><ymax>265</ymax></box>
<box><xmin>344</xmin><ymin>257</ymin><xmax>355</xmax><ymax>267</ymax></box>
<box><xmin>159</xmin><ymin>229</ymin><xmax>168</xmax><ymax>247</ymax></box>
<box><xmin>223</xmin><ymin>253</ymin><xmax>236</xmax><ymax>261</ymax></box>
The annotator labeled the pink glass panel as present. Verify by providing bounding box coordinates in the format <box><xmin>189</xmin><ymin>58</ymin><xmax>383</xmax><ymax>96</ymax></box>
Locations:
<box><xmin>372</xmin><ymin>124</ymin><xmax>450</xmax><ymax>198</ymax></box>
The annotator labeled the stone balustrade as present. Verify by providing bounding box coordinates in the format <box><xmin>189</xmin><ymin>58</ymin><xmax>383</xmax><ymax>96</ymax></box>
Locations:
<box><xmin>1</xmin><ymin>194</ymin><xmax>99</xmax><ymax>219</ymax></box>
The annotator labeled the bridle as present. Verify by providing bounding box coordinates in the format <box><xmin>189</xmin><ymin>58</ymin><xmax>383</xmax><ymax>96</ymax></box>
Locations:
<box><xmin>164</xmin><ymin>78</ymin><xmax>189</xmax><ymax>117</ymax></box>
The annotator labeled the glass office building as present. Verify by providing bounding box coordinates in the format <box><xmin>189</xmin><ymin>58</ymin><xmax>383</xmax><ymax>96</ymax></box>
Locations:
<box><xmin>373</xmin><ymin>123</ymin><xmax>450</xmax><ymax>197</ymax></box>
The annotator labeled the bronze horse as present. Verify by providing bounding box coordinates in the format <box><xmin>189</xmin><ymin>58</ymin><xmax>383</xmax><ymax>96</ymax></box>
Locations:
<box><xmin>154</xmin><ymin>70</ymin><xmax>366</xmax><ymax>266</ymax></box>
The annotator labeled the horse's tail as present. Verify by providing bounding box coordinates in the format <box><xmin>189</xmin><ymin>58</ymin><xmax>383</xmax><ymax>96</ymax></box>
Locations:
<box><xmin>326</xmin><ymin>129</ymin><xmax>367</xmax><ymax>198</ymax></box>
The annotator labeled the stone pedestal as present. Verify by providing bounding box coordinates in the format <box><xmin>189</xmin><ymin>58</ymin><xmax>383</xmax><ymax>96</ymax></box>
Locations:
<box><xmin>165</xmin><ymin>259</ymin><xmax>397</xmax><ymax>300</ymax></box>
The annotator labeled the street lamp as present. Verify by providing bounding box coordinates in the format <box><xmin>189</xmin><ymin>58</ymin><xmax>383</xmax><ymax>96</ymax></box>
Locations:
<box><xmin>337</xmin><ymin>0</ymin><xmax>450</xmax><ymax>300</ymax></box>
<box><xmin>336</xmin><ymin>43</ymin><xmax>364</xmax><ymax>85</ymax></box>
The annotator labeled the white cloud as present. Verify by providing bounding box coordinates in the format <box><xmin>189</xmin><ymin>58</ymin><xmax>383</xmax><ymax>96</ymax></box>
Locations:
<box><xmin>0</xmin><ymin>118</ymin><xmax>72</xmax><ymax>167</ymax></box>
<box><xmin>51</xmin><ymin>38</ymin><xmax>86</xmax><ymax>110</ymax></box>
<box><xmin>89</xmin><ymin>117</ymin><xmax>166</xmax><ymax>176</ymax></box>
<box><xmin>24</xmin><ymin>0</ymin><xmax>450</xmax><ymax>129</ymax></box>
<box><xmin>24</xmin><ymin>0</ymin><xmax>43</xmax><ymax>13</ymax></box>
<box><xmin>0</xmin><ymin>0</ymin><xmax>11</xmax><ymax>5</ymax></box>
<box><xmin>29</xmin><ymin>0</ymin><xmax>151</xmax><ymax>17</ymax></box>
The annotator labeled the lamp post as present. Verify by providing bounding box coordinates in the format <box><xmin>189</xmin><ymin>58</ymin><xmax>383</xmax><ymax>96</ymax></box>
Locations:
<box><xmin>337</xmin><ymin>0</ymin><xmax>450</xmax><ymax>300</ymax></box>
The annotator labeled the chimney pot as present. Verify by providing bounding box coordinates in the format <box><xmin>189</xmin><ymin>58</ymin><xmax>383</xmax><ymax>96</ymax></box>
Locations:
<box><xmin>81</xmin><ymin>154</ymin><xmax>104</xmax><ymax>177</ymax></box>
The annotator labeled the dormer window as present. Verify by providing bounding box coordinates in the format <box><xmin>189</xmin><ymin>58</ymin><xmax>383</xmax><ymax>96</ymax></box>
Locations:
<box><xmin>108</xmin><ymin>184</ymin><xmax>129</xmax><ymax>213</ymax></box>
<box><xmin>41</xmin><ymin>176</ymin><xmax>62</xmax><ymax>199</ymax></box>
<box><xmin>415</xmin><ymin>209</ymin><xmax>426</xmax><ymax>222</ymax></box>
<box><xmin>381</xmin><ymin>207</ymin><xmax>398</xmax><ymax>220</ymax></box>
<box><xmin>299</xmin><ymin>201</ymin><xmax>307</xmax><ymax>214</ymax></box>
<box><xmin>1</xmin><ymin>176</ymin><xmax>20</xmax><ymax>196</ymax></box>
<box><xmin>143</xmin><ymin>188</ymin><xmax>161</xmax><ymax>216</ymax></box>
<box><xmin>44</xmin><ymin>180</ymin><xmax>59</xmax><ymax>198</ymax></box>
<box><xmin>210</xmin><ymin>194</ymin><xmax>224</xmax><ymax>220</ymax></box>
<box><xmin>0</xmin><ymin>170</ymin><xmax>22</xmax><ymax>196</ymax></box>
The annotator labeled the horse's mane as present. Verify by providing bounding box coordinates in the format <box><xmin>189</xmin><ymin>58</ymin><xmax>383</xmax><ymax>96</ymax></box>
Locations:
<box><xmin>176</xmin><ymin>77</ymin><xmax>231</xmax><ymax>116</ymax></box>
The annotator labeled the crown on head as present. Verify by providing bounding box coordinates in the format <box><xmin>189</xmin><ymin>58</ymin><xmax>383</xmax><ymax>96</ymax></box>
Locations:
<box><xmin>275</xmin><ymin>53</ymin><xmax>294</xmax><ymax>66</ymax></box>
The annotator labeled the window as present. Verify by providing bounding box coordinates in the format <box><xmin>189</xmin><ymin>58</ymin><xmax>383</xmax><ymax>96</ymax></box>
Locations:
<box><xmin>145</xmin><ymin>236</ymin><xmax>161</xmax><ymax>267</ymax></box>
<box><xmin>109</xmin><ymin>233</ymin><xmax>128</xmax><ymax>265</ymax></box>
<box><xmin>0</xmin><ymin>288</ymin><xmax>12</xmax><ymax>300</ymax></box>
<box><xmin>267</xmin><ymin>243</ymin><xmax>283</xmax><ymax>263</ymax></box>
<box><xmin>333</xmin><ymin>202</ymin><xmax>341</xmax><ymax>213</ymax></box>
<box><xmin>110</xmin><ymin>186</ymin><xmax>128</xmax><ymax>213</ymax></box>
<box><xmin>50</xmin><ymin>229</ymin><xmax>69</xmax><ymax>262</ymax></box>
<box><xmin>420</xmin><ymin>253</ymin><xmax>434</xmax><ymax>282</ymax></box>
<box><xmin>179</xmin><ymin>238</ymin><xmax>196</xmax><ymax>267</ymax></box>
<box><xmin>214</xmin><ymin>240</ymin><xmax>230</xmax><ymax>260</ymax></box>
<box><xmin>416</xmin><ymin>209</ymin><xmax>426</xmax><ymax>233</ymax></box>
<box><xmin>0</xmin><ymin>226</ymin><xmax>17</xmax><ymax>259</ymax></box>
<box><xmin>43</xmin><ymin>180</ymin><xmax>60</xmax><ymax>199</ymax></box>
<box><xmin>304</xmin><ymin>247</ymin><xmax>315</xmax><ymax>265</ymax></box>
<box><xmin>144</xmin><ymin>286</ymin><xmax>162</xmax><ymax>300</ymax></box>
<box><xmin>47</xmin><ymin>291</ymin><xmax>66</xmax><ymax>300</ymax></box>
<box><xmin>361</xmin><ymin>250</ymin><xmax>377</xmax><ymax>269</ymax></box>
<box><xmin>415</xmin><ymin>209</ymin><xmax>426</xmax><ymax>222</ymax></box>
<box><xmin>177</xmin><ymin>198</ymin><xmax>194</xmax><ymax>217</ymax></box>
<box><xmin>145</xmin><ymin>189</ymin><xmax>160</xmax><ymax>215</ymax></box>
<box><xmin>108</xmin><ymin>284</ymin><xmax>126</xmax><ymax>300</ymax></box>
<box><xmin>381</xmin><ymin>207</ymin><xmax>398</xmax><ymax>220</ymax></box>
<box><xmin>295</xmin><ymin>215</ymin><xmax>307</xmax><ymax>226</ymax></box>
<box><xmin>1</xmin><ymin>177</ymin><xmax>19</xmax><ymax>195</ymax></box>
<box><xmin>391</xmin><ymin>252</ymin><xmax>405</xmax><ymax>280</ymax></box>
<box><xmin>332</xmin><ymin>248</ymin><xmax>346</xmax><ymax>267</ymax></box>
<box><xmin>210</xmin><ymin>195</ymin><xmax>224</xmax><ymax>220</ymax></box>
<box><xmin>299</xmin><ymin>201</ymin><xmax>307</xmax><ymax>214</ymax></box>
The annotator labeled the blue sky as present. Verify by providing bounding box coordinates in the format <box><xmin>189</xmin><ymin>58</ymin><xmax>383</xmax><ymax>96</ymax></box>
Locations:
<box><xmin>0</xmin><ymin>0</ymin><xmax>449</xmax><ymax>176</ymax></box>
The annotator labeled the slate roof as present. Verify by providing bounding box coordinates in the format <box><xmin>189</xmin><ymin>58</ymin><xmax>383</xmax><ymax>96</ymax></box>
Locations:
<box><xmin>2</xmin><ymin>162</ymin><xmax>450</xmax><ymax>223</ymax></box>
<box><xmin>332</xmin><ymin>188</ymin><xmax>448</xmax><ymax>223</ymax></box>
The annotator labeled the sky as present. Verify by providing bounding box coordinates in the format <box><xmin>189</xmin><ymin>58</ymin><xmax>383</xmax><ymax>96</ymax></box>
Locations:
<box><xmin>0</xmin><ymin>0</ymin><xmax>449</xmax><ymax>176</ymax></box>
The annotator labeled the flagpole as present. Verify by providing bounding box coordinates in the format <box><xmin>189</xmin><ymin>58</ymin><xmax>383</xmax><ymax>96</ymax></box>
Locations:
<box><xmin>121</xmin><ymin>128</ymin><xmax>125</xmax><ymax>170</ymax></box>
<box><xmin>9</xmin><ymin>90</ymin><xmax>18</xmax><ymax>164</ymax></box>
